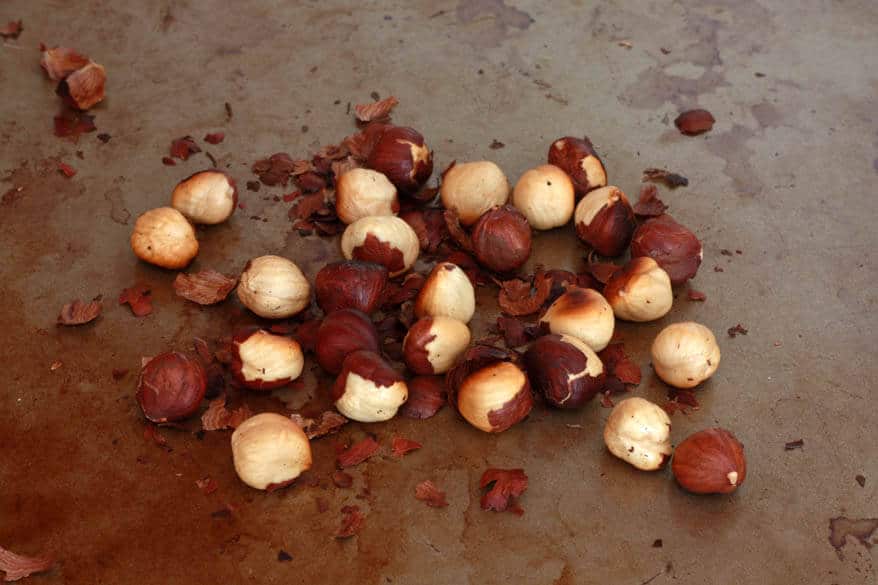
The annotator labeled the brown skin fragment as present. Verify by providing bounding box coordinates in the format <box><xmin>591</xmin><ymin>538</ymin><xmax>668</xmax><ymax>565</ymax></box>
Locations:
<box><xmin>598</xmin><ymin>343</ymin><xmax>641</xmax><ymax>385</ymax></box>
<box><xmin>0</xmin><ymin>545</ymin><xmax>55</xmax><ymax>582</ymax></box>
<box><xmin>497</xmin><ymin>271</ymin><xmax>553</xmax><ymax>316</ymax></box>
<box><xmin>40</xmin><ymin>46</ymin><xmax>89</xmax><ymax>81</ymax></box>
<box><xmin>335</xmin><ymin>505</ymin><xmax>365</xmax><ymax>539</ymax></box>
<box><xmin>443</xmin><ymin>208</ymin><xmax>474</xmax><ymax>252</ymax></box>
<box><xmin>633</xmin><ymin>184</ymin><xmax>668</xmax><ymax>217</ymax></box>
<box><xmin>332</xmin><ymin>471</ymin><xmax>354</xmax><ymax>488</ymax></box>
<box><xmin>57</xmin><ymin>298</ymin><xmax>102</xmax><ymax>325</ymax></box>
<box><xmin>173</xmin><ymin>270</ymin><xmax>237</xmax><ymax>305</ymax></box>
<box><xmin>58</xmin><ymin>61</ymin><xmax>106</xmax><ymax>110</ymax></box>
<box><xmin>728</xmin><ymin>323</ymin><xmax>748</xmax><ymax>337</ymax></box>
<box><xmin>118</xmin><ymin>283</ymin><xmax>153</xmax><ymax>317</ymax></box>
<box><xmin>290</xmin><ymin>411</ymin><xmax>349</xmax><ymax>440</ymax></box>
<box><xmin>784</xmin><ymin>439</ymin><xmax>804</xmax><ymax>451</ymax></box>
<box><xmin>400</xmin><ymin>375</ymin><xmax>446</xmax><ymax>419</ymax></box>
<box><xmin>391</xmin><ymin>437</ymin><xmax>422</xmax><ymax>458</ymax></box>
<box><xmin>352</xmin><ymin>233</ymin><xmax>406</xmax><ymax>273</ymax></box>
<box><xmin>0</xmin><ymin>20</ymin><xmax>23</xmax><ymax>40</ymax></box>
<box><xmin>54</xmin><ymin>107</ymin><xmax>96</xmax><ymax>141</ymax></box>
<box><xmin>400</xmin><ymin>209</ymin><xmax>448</xmax><ymax>253</ymax></box>
<box><xmin>675</xmin><ymin>109</ymin><xmax>715</xmax><ymax>136</ymax></box>
<box><xmin>642</xmin><ymin>168</ymin><xmax>689</xmax><ymax>188</ymax></box>
<box><xmin>336</xmin><ymin>436</ymin><xmax>380</xmax><ymax>469</ymax></box>
<box><xmin>402</xmin><ymin>317</ymin><xmax>437</xmax><ymax>375</ymax></box>
<box><xmin>828</xmin><ymin>517</ymin><xmax>878</xmax><ymax>558</ymax></box>
<box><xmin>204</xmin><ymin>132</ymin><xmax>224</xmax><ymax>144</ymax></box>
<box><xmin>687</xmin><ymin>289</ymin><xmax>707</xmax><ymax>301</ymax></box>
<box><xmin>480</xmin><ymin>468</ymin><xmax>528</xmax><ymax>514</ymax></box>
<box><xmin>415</xmin><ymin>481</ymin><xmax>449</xmax><ymax>508</ymax></box>
<box><xmin>354</xmin><ymin>96</ymin><xmax>399</xmax><ymax>122</ymax></box>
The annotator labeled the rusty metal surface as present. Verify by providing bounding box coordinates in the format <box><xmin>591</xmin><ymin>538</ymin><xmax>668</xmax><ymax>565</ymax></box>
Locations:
<box><xmin>1</xmin><ymin>1</ymin><xmax>877</xmax><ymax>583</ymax></box>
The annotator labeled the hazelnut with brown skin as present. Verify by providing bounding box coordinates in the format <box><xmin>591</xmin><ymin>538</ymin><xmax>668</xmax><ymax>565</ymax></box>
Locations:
<box><xmin>231</xmin><ymin>412</ymin><xmax>312</xmax><ymax>491</ymax></box>
<box><xmin>440</xmin><ymin>161</ymin><xmax>510</xmax><ymax>226</ymax></box>
<box><xmin>523</xmin><ymin>334</ymin><xmax>605</xmax><ymax>408</ymax></box>
<box><xmin>237</xmin><ymin>255</ymin><xmax>311</xmax><ymax>319</ymax></box>
<box><xmin>455</xmin><ymin>361</ymin><xmax>532</xmax><ymax>433</ymax></box>
<box><xmin>512</xmin><ymin>164</ymin><xmax>575</xmax><ymax>230</ymax></box>
<box><xmin>171</xmin><ymin>170</ymin><xmax>238</xmax><ymax>225</ymax></box>
<box><xmin>137</xmin><ymin>352</ymin><xmax>206</xmax><ymax>423</ymax></box>
<box><xmin>130</xmin><ymin>207</ymin><xmax>199</xmax><ymax>269</ymax></box>
<box><xmin>630</xmin><ymin>215</ymin><xmax>702</xmax><ymax>285</ymax></box>
<box><xmin>540</xmin><ymin>287</ymin><xmax>615</xmax><ymax>352</ymax></box>
<box><xmin>574</xmin><ymin>186</ymin><xmax>636</xmax><ymax>257</ymax></box>
<box><xmin>547</xmin><ymin>136</ymin><xmax>607</xmax><ymax>197</ymax></box>
<box><xmin>403</xmin><ymin>316</ymin><xmax>471</xmax><ymax>375</ymax></box>
<box><xmin>650</xmin><ymin>322</ymin><xmax>720</xmax><ymax>388</ymax></box>
<box><xmin>366</xmin><ymin>126</ymin><xmax>433</xmax><ymax>194</ymax></box>
<box><xmin>414</xmin><ymin>262</ymin><xmax>476</xmax><ymax>323</ymax></box>
<box><xmin>672</xmin><ymin>428</ymin><xmax>746</xmax><ymax>494</ymax></box>
<box><xmin>471</xmin><ymin>205</ymin><xmax>532</xmax><ymax>272</ymax></box>
<box><xmin>603</xmin><ymin>257</ymin><xmax>673</xmax><ymax>322</ymax></box>
<box><xmin>315</xmin><ymin>309</ymin><xmax>381</xmax><ymax>375</ymax></box>
<box><xmin>335</xmin><ymin>168</ymin><xmax>399</xmax><ymax>225</ymax></box>
<box><xmin>315</xmin><ymin>261</ymin><xmax>388</xmax><ymax>315</ymax></box>
<box><xmin>231</xmin><ymin>330</ymin><xmax>304</xmax><ymax>390</ymax></box>
<box><xmin>340</xmin><ymin>216</ymin><xmax>420</xmax><ymax>277</ymax></box>
<box><xmin>332</xmin><ymin>350</ymin><xmax>408</xmax><ymax>423</ymax></box>
<box><xmin>603</xmin><ymin>397</ymin><xmax>672</xmax><ymax>471</ymax></box>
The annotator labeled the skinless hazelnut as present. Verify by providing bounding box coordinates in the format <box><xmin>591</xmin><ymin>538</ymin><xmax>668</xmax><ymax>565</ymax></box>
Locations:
<box><xmin>455</xmin><ymin>361</ymin><xmax>532</xmax><ymax>433</ymax></box>
<box><xmin>471</xmin><ymin>205</ymin><xmax>532</xmax><ymax>272</ymax></box>
<box><xmin>603</xmin><ymin>257</ymin><xmax>673</xmax><ymax>322</ymax></box>
<box><xmin>60</xmin><ymin>61</ymin><xmax>106</xmax><ymax>110</ymax></box>
<box><xmin>547</xmin><ymin>136</ymin><xmax>607</xmax><ymax>197</ymax></box>
<box><xmin>512</xmin><ymin>164</ymin><xmax>575</xmax><ymax>230</ymax></box>
<box><xmin>316</xmin><ymin>309</ymin><xmax>380</xmax><ymax>375</ymax></box>
<box><xmin>136</xmin><ymin>352</ymin><xmax>206</xmax><ymax>423</ymax></box>
<box><xmin>130</xmin><ymin>207</ymin><xmax>199</xmax><ymax>269</ymax></box>
<box><xmin>237</xmin><ymin>255</ymin><xmax>311</xmax><ymax>319</ymax></box>
<box><xmin>231</xmin><ymin>329</ymin><xmax>304</xmax><ymax>390</ymax></box>
<box><xmin>414</xmin><ymin>262</ymin><xmax>476</xmax><ymax>323</ymax></box>
<box><xmin>523</xmin><ymin>334</ymin><xmax>605</xmax><ymax>409</ymax></box>
<box><xmin>315</xmin><ymin>261</ymin><xmax>388</xmax><ymax>315</ymax></box>
<box><xmin>650</xmin><ymin>322</ymin><xmax>720</xmax><ymax>388</ymax></box>
<box><xmin>672</xmin><ymin>428</ymin><xmax>746</xmax><ymax>494</ymax></box>
<box><xmin>603</xmin><ymin>397</ymin><xmax>672</xmax><ymax>471</ymax></box>
<box><xmin>366</xmin><ymin>126</ymin><xmax>433</xmax><ymax>194</ymax></box>
<box><xmin>332</xmin><ymin>350</ymin><xmax>408</xmax><ymax>423</ymax></box>
<box><xmin>403</xmin><ymin>316</ymin><xmax>471</xmax><ymax>375</ymax></box>
<box><xmin>340</xmin><ymin>215</ymin><xmax>420</xmax><ymax>277</ymax></box>
<box><xmin>171</xmin><ymin>170</ymin><xmax>238</xmax><ymax>225</ymax></box>
<box><xmin>540</xmin><ymin>286</ymin><xmax>615</xmax><ymax>352</ymax></box>
<box><xmin>335</xmin><ymin>168</ymin><xmax>399</xmax><ymax>224</ymax></box>
<box><xmin>231</xmin><ymin>412</ymin><xmax>312</xmax><ymax>491</ymax></box>
<box><xmin>574</xmin><ymin>186</ymin><xmax>636</xmax><ymax>257</ymax></box>
<box><xmin>440</xmin><ymin>161</ymin><xmax>510</xmax><ymax>226</ymax></box>
<box><xmin>630</xmin><ymin>215</ymin><xmax>702</xmax><ymax>285</ymax></box>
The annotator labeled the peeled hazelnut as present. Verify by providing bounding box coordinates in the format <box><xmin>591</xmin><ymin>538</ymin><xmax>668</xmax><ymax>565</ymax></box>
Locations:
<box><xmin>403</xmin><ymin>316</ymin><xmax>471</xmax><ymax>375</ymax></box>
<box><xmin>335</xmin><ymin>168</ymin><xmax>399</xmax><ymax>224</ymax></box>
<box><xmin>366</xmin><ymin>126</ymin><xmax>433</xmax><ymax>194</ymax></box>
<box><xmin>540</xmin><ymin>287</ymin><xmax>614</xmax><ymax>352</ymax></box>
<box><xmin>471</xmin><ymin>205</ymin><xmax>532</xmax><ymax>272</ymax></box>
<box><xmin>672</xmin><ymin>428</ymin><xmax>746</xmax><ymax>494</ymax></box>
<box><xmin>136</xmin><ymin>352</ymin><xmax>206</xmax><ymax>423</ymax></box>
<box><xmin>231</xmin><ymin>329</ymin><xmax>304</xmax><ymax>390</ymax></box>
<box><xmin>340</xmin><ymin>216</ymin><xmax>419</xmax><ymax>277</ymax></box>
<box><xmin>523</xmin><ymin>334</ymin><xmax>605</xmax><ymax>408</ymax></box>
<box><xmin>512</xmin><ymin>164</ymin><xmax>575</xmax><ymax>230</ymax></box>
<box><xmin>316</xmin><ymin>309</ymin><xmax>380</xmax><ymax>375</ymax></box>
<box><xmin>130</xmin><ymin>207</ymin><xmax>199</xmax><ymax>269</ymax></box>
<box><xmin>315</xmin><ymin>261</ymin><xmax>388</xmax><ymax>314</ymax></box>
<box><xmin>603</xmin><ymin>397</ymin><xmax>672</xmax><ymax>471</ymax></box>
<box><xmin>547</xmin><ymin>136</ymin><xmax>607</xmax><ymax>197</ymax></box>
<box><xmin>603</xmin><ymin>257</ymin><xmax>673</xmax><ymax>322</ymax></box>
<box><xmin>332</xmin><ymin>350</ymin><xmax>408</xmax><ymax>423</ymax></box>
<box><xmin>440</xmin><ymin>161</ymin><xmax>510</xmax><ymax>226</ymax></box>
<box><xmin>630</xmin><ymin>215</ymin><xmax>702</xmax><ymax>285</ymax></box>
<box><xmin>237</xmin><ymin>255</ymin><xmax>311</xmax><ymax>319</ymax></box>
<box><xmin>171</xmin><ymin>170</ymin><xmax>238</xmax><ymax>225</ymax></box>
<box><xmin>414</xmin><ymin>262</ymin><xmax>476</xmax><ymax>323</ymax></box>
<box><xmin>574</xmin><ymin>186</ymin><xmax>636</xmax><ymax>257</ymax></box>
<box><xmin>231</xmin><ymin>412</ymin><xmax>312</xmax><ymax>491</ymax></box>
<box><xmin>650</xmin><ymin>322</ymin><xmax>720</xmax><ymax>388</ymax></box>
<box><xmin>60</xmin><ymin>61</ymin><xmax>106</xmax><ymax>110</ymax></box>
<box><xmin>455</xmin><ymin>361</ymin><xmax>532</xmax><ymax>433</ymax></box>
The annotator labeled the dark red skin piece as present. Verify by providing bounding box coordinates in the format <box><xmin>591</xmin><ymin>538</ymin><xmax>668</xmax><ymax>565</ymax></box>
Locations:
<box><xmin>366</xmin><ymin>125</ymin><xmax>433</xmax><ymax>194</ymax></box>
<box><xmin>480</xmin><ymin>468</ymin><xmax>528</xmax><ymax>514</ymax></box>
<box><xmin>523</xmin><ymin>335</ymin><xmax>605</xmax><ymax>408</ymax></box>
<box><xmin>316</xmin><ymin>261</ymin><xmax>388</xmax><ymax>315</ymax></box>
<box><xmin>402</xmin><ymin>317</ymin><xmax>437</xmax><ymax>375</ymax></box>
<box><xmin>471</xmin><ymin>205</ymin><xmax>532</xmax><ymax>272</ymax></box>
<box><xmin>399</xmin><ymin>375</ymin><xmax>446</xmax><ymax>419</ymax></box>
<box><xmin>229</xmin><ymin>329</ymin><xmax>295</xmax><ymax>391</ymax></box>
<box><xmin>136</xmin><ymin>352</ymin><xmax>207</xmax><ymax>423</ymax></box>
<box><xmin>336</xmin><ymin>437</ymin><xmax>381</xmax><ymax>468</ymax></box>
<box><xmin>630</xmin><ymin>215</ymin><xmax>702</xmax><ymax>285</ymax></box>
<box><xmin>316</xmin><ymin>310</ymin><xmax>380</xmax><ymax>375</ymax></box>
<box><xmin>352</xmin><ymin>233</ymin><xmax>406</xmax><ymax>274</ymax></box>
<box><xmin>674</xmin><ymin>109</ymin><xmax>715</xmax><ymax>136</ymax></box>
<box><xmin>331</xmin><ymin>350</ymin><xmax>404</xmax><ymax>402</ymax></box>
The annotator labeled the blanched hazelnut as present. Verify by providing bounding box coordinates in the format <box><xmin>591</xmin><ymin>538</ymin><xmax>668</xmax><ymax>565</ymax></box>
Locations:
<box><xmin>231</xmin><ymin>329</ymin><xmax>304</xmax><ymax>390</ymax></box>
<box><xmin>231</xmin><ymin>412</ymin><xmax>312</xmax><ymax>491</ymax></box>
<box><xmin>512</xmin><ymin>164</ymin><xmax>575</xmax><ymax>230</ymax></box>
<box><xmin>171</xmin><ymin>170</ymin><xmax>238</xmax><ymax>225</ymax></box>
<box><xmin>335</xmin><ymin>168</ymin><xmax>399</xmax><ymax>224</ymax></box>
<box><xmin>237</xmin><ymin>255</ymin><xmax>311</xmax><ymax>319</ymax></box>
<box><xmin>340</xmin><ymin>216</ymin><xmax>419</xmax><ymax>277</ymax></box>
<box><xmin>455</xmin><ymin>361</ymin><xmax>532</xmax><ymax>433</ymax></box>
<box><xmin>603</xmin><ymin>397</ymin><xmax>672</xmax><ymax>471</ymax></box>
<box><xmin>650</xmin><ymin>322</ymin><xmax>720</xmax><ymax>388</ymax></box>
<box><xmin>136</xmin><ymin>352</ymin><xmax>206</xmax><ymax>423</ymax></box>
<box><xmin>414</xmin><ymin>262</ymin><xmax>475</xmax><ymax>323</ymax></box>
<box><xmin>332</xmin><ymin>351</ymin><xmax>408</xmax><ymax>423</ymax></box>
<box><xmin>603</xmin><ymin>257</ymin><xmax>673</xmax><ymax>322</ymax></box>
<box><xmin>315</xmin><ymin>261</ymin><xmax>388</xmax><ymax>315</ymax></box>
<box><xmin>540</xmin><ymin>287</ymin><xmax>614</xmax><ymax>352</ymax></box>
<box><xmin>471</xmin><ymin>205</ymin><xmax>532</xmax><ymax>272</ymax></box>
<box><xmin>440</xmin><ymin>161</ymin><xmax>510</xmax><ymax>226</ymax></box>
<box><xmin>630</xmin><ymin>215</ymin><xmax>702</xmax><ymax>285</ymax></box>
<box><xmin>366</xmin><ymin>126</ymin><xmax>433</xmax><ymax>194</ymax></box>
<box><xmin>547</xmin><ymin>136</ymin><xmax>607</xmax><ymax>197</ymax></box>
<box><xmin>130</xmin><ymin>207</ymin><xmax>199</xmax><ymax>269</ymax></box>
<box><xmin>574</xmin><ymin>186</ymin><xmax>636</xmax><ymax>257</ymax></box>
<box><xmin>316</xmin><ymin>309</ymin><xmax>380</xmax><ymax>375</ymax></box>
<box><xmin>672</xmin><ymin>428</ymin><xmax>746</xmax><ymax>494</ymax></box>
<box><xmin>403</xmin><ymin>316</ymin><xmax>471</xmax><ymax>375</ymax></box>
<box><xmin>523</xmin><ymin>334</ymin><xmax>605</xmax><ymax>408</ymax></box>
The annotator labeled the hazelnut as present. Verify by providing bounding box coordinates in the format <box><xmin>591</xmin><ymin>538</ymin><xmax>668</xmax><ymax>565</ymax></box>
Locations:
<box><xmin>603</xmin><ymin>257</ymin><xmax>673</xmax><ymax>322</ymax></box>
<box><xmin>237</xmin><ymin>255</ymin><xmax>311</xmax><ymax>319</ymax></box>
<box><xmin>315</xmin><ymin>261</ymin><xmax>388</xmax><ymax>315</ymax></box>
<box><xmin>440</xmin><ymin>161</ymin><xmax>510</xmax><ymax>226</ymax></box>
<box><xmin>403</xmin><ymin>316</ymin><xmax>471</xmax><ymax>375</ymax></box>
<box><xmin>340</xmin><ymin>216</ymin><xmax>420</xmax><ymax>277</ymax></box>
<box><xmin>547</xmin><ymin>136</ymin><xmax>607</xmax><ymax>197</ymax></box>
<box><xmin>603</xmin><ymin>397</ymin><xmax>672</xmax><ymax>471</ymax></box>
<box><xmin>630</xmin><ymin>215</ymin><xmax>702</xmax><ymax>285</ymax></box>
<box><xmin>231</xmin><ymin>329</ymin><xmax>304</xmax><ymax>390</ymax></box>
<box><xmin>130</xmin><ymin>207</ymin><xmax>199</xmax><ymax>269</ymax></box>
<box><xmin>231</xmin><ymin>412</ymin><xmax>312</xmax><ymax>491</ymax></box>
<box><xmin>455</xmin><ymin>361</ymin><xmax>532</xmax><ymax>433</ymax></box>
<box><xmin>60</xmin><ymin>61</ymin><xmax>106</xmax><ymax>110</ymax></box>
<box><xmin>171</xmin><ymin>170</ymin><xmax>238</xmax><ymax>225</ymax></box>
<box><xmin>316</xmin><ymin>309</ymin><xmax>381</xmax><ymax>375</ymax></box>
<box><xmin>650</xmin><ymin>322</ymin><xmax>720</xmax><ymax>388</ymax></box>
<box><xmin>540</xmin><ymin>287</ymin><xmax>614</xmax><ymax>352</ymax></box>
<box><xmin>471</xmin><ymin>205</ymin><xmax>532</xmax><ymax>272</ymax></box>
<box><xmin>414</xmin><ymin>262</ymin><xmax>476</xmax><ymax>323</ymax></box>
<box><xmin>574</xmin><ymin>186</ymin><xmax>636</xmax><ymax>257</ymax></box>
<box><xmin>335</xmin><ymin>168</ymin><xmax>399</xmax><ymax>224</ymax></box>
<box><xmin>136</xmin><ymin>352</ymin><xmax>206</xmax><ymax>423</ymax></box>
<box><xmin>672</xmin><ymin>428</ymin><xmax>746</xmax><ymax>494</ymax></box>
<box><xmin>511</xmin><ymin>164</ymin><xmax>575</xmax><ymax>230</ymax></box>
<box><xmin>332</xmin><ymin>350</ymin><xmax>408</xmax><ymax>423</ymax></box>
<box><xmin>366</xmin><ymin>126</ymin><xmax>433</xmax><ymax>194</ymax></box>
<box><xmin>523</xmin><ymin>334</ymin><xmax>605</xmax><ymax>409</ymax></box>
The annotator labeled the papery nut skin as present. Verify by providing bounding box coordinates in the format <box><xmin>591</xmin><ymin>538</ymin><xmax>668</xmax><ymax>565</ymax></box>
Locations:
<box><xmin>512</xmin><ymin>164</ymin><xmax>575</xmax><ymax>230</ymax></box>
<box><xmin>130</xmin><ymin>207</ymin><xmax>199</xmax><ymax>269</ymax></box>
<box><xmin>366</xmin><ymin>126</ymin><xmax>433</xmax><ymax>194</ymax></box>
<box><xmin>316</xmin><ymin>309</ymin><xmax>381</xmax><ymax>375</ymax></box>
<box><xmin>650</xmin><ymin>322</ymin><xmax>720</xmax><ymax>388</ymax></box>
<box><xmin>171</xmin><ymin>170</ymin><xmax>238</xmax><ymax>225</ymax></box>
<box><xmin>136</xmin><ymin>352</ymin><xmax>207</xmax><ymax>423</ymax></box>
<box><xmin>231</xmin><ymin>412</ymin><xmax>312</xmax><ymax>491</ymax></box>
<box><xmin>471</xmin><ymin>205</ymin><xmax>532</xmax><ymax>273</ymax></box>
<box><xmin>335</xmin><ymin>168</ymin><xmax>399</xmax><ymax>225</ymax></box>
<box><xmin>456</xmin><ymin>361</ymin><xmax>532</xmax><ymax>433</ymax></box>
<box><xmin>332</xmin><ymin>350</ymin><xmax>408</xmax><ymax>423</ymax></box>
<box><xmin>672</xmin><ymin>428</ymin><xmax>746</xmax><ymax>494</ymax></box>
<box><xmin>603</xmin><ymin>397</ymin><xmax>672</xmax><ymax>471</ymax></box>
<box><xmin>540</xmin><ymin>287</ymin><xmax>615</xmax><ymax>352</ymax></box>
<box><xmin>603</xmin><ymin>257</ymin><xmax>673</xmax><ymax>322</ymax></box>
<box><xmin>403</xmin><ymin>316</ymin><xmax>471</xmax><ymax>375</ymax></box>
<box><xmin>315</xmin><ymin>261</ymin><xmax>388</xmax><ymax>315</ymax></box>
<box><xmin>440</xmin><ymin>161</ymin><xmax>511</xmax><ymax>226</ymax></box>
<box><xmin>523</xmin><ymin>334</ymin><xmax>605</xmax><ymax>408</ymax></box>
<box><xmin>630</xmin><ymin>215</ymin><xmax>703</xmax><ymax>285</ymax></box>
<box><xmin>62</xmin><ymin>61</ymin><xmax>106</xmax><ymax>110</ymax></box>
<box><xmin>340</xmin><ymin>216</ymin><xmax>420</xmax><ymax>277</ymax></box>
<box><xmin>547</xmin><ymin>136</ymin><xmax>607</xmax><ymax>197</ymax></box>
<box><xmin>574</xmin><ymin>186</ymin><xmax>636</xmax><ymax>257</ymax></box>
<box><xmin>231</xmin><ymin>330</ymin><xmax>304</xmax><ymax>390</ymax></box>
<box><xmin>414</xmin><ymin>262</ymin><xmax>476</xmax><ymax>323</ymax></box>
<box><xmin>237</xmin><ymin>256</ymin><xmax>311</xmax><ymax>319</ymax></box>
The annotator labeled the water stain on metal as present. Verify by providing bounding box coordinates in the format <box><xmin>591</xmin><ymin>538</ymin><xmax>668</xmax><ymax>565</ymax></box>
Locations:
<box><xmin>828</xmin><ymin>517</ymin><xmax>878</xmax><ymax>560</ymax></box>
<box><xmin>104</xmin><ymin>187</ymin><xmax>131</xmax><ymax>225</ymax></box>
<box><xmin>456</xmin><ymin>0</ymin><xmax>534</xmax><ymax>48</ymax></box>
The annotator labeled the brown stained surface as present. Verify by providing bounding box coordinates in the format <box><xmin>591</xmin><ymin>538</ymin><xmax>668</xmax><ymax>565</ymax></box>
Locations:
<box><xmin>1</xmin><ymin>1</ymin><xmax>877</xmax><ymax>584</ymax></box>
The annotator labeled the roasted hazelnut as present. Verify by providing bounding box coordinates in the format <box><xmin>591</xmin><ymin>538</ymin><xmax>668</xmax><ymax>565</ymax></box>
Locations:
<box><xmin>547</xmin><ymin>136</ymin><xmax>607</xmax><ymax>197</ymax></box>
<box><xmin>316</xmin><ymin>309</ymin><xmax>380</xmax><ymax>375</ymax></box>
<box><xmin>171</xmin><ymin>170</ymin><xmax>238</xmax><ymax>225</ymax></box>
<box><xmin>340</xmin><ymin>216</ymin><xmax>420</xmax><ymax>277</ymax></box>
<box><xmin>574</xmin><ymin>186</ymin><xmax>636</xmax><ymax>257</ymax></box>
<box><xmin>136</xmin><ymin>352</ymin><xmax>206</xmax><ymax>423</ymax></box>
<box><xmin>231</xmin><ymin>329</ymin><xmax>304</xmax><ymax>390</ymax></box>
<box><xmin>366</xmin><ymin>126</ymin><xmax>433</xmax><ymax>194</ymax></box>
<box><xmin>523</xmin><ymin>334</ymin><xmax>605</xmax><ymax>409</ymax></box>
<box><xmin>335</xmin><ymin>168</ymin><xmax>399</xmax><ymax>224</ymax></box>
<box><xmin>403</xmin><ymin>316</ymin><xmax>471</xmax><ymax>375</ymax></box>
<box><xmin>603</xmin><ymin>397</ymin><xmax>672</xmax><ymax>471</ymax></box>
<box><xmin>231</xmin><ymin>412</ymin><xmax>312</xmax><ymax>491</ymax></box>
<box><xmin>512</xmin><ymin>164</ymin><xmax>575</xmax><ymax>230</ymax></box>
<box><xmin>672</xmin><ymin>429</ymin><xmax>746</xmax><ymax>494</ymax></box>
<box><xmin>332</xmin><ymin>350</ymin><xmax>408</xmax><ymax>423</ymax></box>
<box><xmin>237</xmin><ymin>255</ymin><xmax>311</xmax><ymax>319</ymax></box>
<box><xmin>540</xmin><ymin>287</ymin><xmax>614</xmax><ymax>352</ymax></box>
<box><xmin>471</xmin><ymin>205</ymin><xmax>532</xmax><ymax>272</ymax></box>
<box><xmin>440</xmin><ymin>161</ymin><xmax>510</xmax><ymax>225</ymax></box>
<box><xmin>315</xmin><ymin>261</ymin><xmax>388</xmax><ymax>314</ymax></box>
<box><xmin>630</xmin><ymin>215</ymin><xmax>702</xmax><ymax>285</ymax></box>
<box><xmin>60</xmin><ymin>61</ymin><xmax>106</xmax><ymax>110</ymax></box>
<box><xmin>650</xmin><ymin>322</ymin><xmax>720</xmax><ymax>388</ymax></box>
<box><xmin>603</xmin><ymin>257</ymin><xmax>673</xmax><ymax>322</ymax></box>
<box><xmin>414</xmin><ymin>262</ymin><xmax>475</xmax><ymax>323</ymax></box>
<box><xmin>455</xmin><ymin>361</ymin><xmax>532</xmax><ymax>433</ymax></box>
<box><xmin>130</xmin><ymin>207</ymin><xmax>199</xmax><ymax>269</ymax></box>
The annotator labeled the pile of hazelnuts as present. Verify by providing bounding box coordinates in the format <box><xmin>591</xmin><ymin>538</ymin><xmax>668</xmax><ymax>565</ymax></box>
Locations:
<box><xmin>129</xmin><ymin>125</ymin><xmax>745</xmax><ymax>498</ymax></box>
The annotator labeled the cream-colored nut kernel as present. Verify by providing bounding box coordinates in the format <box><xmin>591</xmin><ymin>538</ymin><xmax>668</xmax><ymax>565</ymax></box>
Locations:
<box><xmin>233</xmin><ymin>330</ymin><xmax>304</xmax><ymax>388</ymax></box>
<box><xmin>130</xmin><ymin>207</ymin><xmax>199</xmax><ymax>269</ymax></box>
<box><xmin>540</xmin><ymin>287</ymin><xmax>615</xmax><ymax>351</ymax></box>
<box><xmin>403</xmin><ymin>316</ymin><xmax>471</xmax><ymax>375</ymax></box>
<box><xmin>335</xmin><ymin>372</ymin><xmax>408</xmax><ymax>423</ymax></box>
<box><xmin>340</xmin><ymin>216</ymin><xmax>419</xmax><ymax>277</ymax></box>
<box><xmin>512</xmin><ymin>164</ymin><xmax>575</xmax><ymax>230</ymax></box>
<box><xmin>414</xmin><ymin>262</ymin><xmax>476</xmax><ymax>323</ymax></box>
<box><xmin>231</xmin><ymin>412</ymin><xmax>312</xmax><ymax>490</ymax></box>
<box><xmin>603</xmin><ymin>397</ymin><xmax>672</xmax><ymax>471</ymax></box>
<box><xmin>651</xmin><ymin>322</ymin><xmax>721</xmax><ymax>388</ymax></box>
<box><xmin>457</xmin><ymin>362</ymin><xmax>530</xmax><ymax>433</ymax></box>
<box><xmin>604</xmin><ymin>257</ymin><xmax>673</xmax><ymax>322</ymax></box>
<box><xmin>237</xmin><ymin>255</ymin><xmax>310</xmax><ymax>319</ymax></box>
<box><xmin>440</xmin><ymin>161</ymin><xmax>510</xmax><ymax>225</ymax></box>
<box><xmin>335</xmin><ymin>168</ymin><xmax>399</xmax><ymax>225</ymax></box>
<box><xmin>171</xmin><ymin>170</ymin><xmax>237</xmax><ymax>225</ymax></box>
